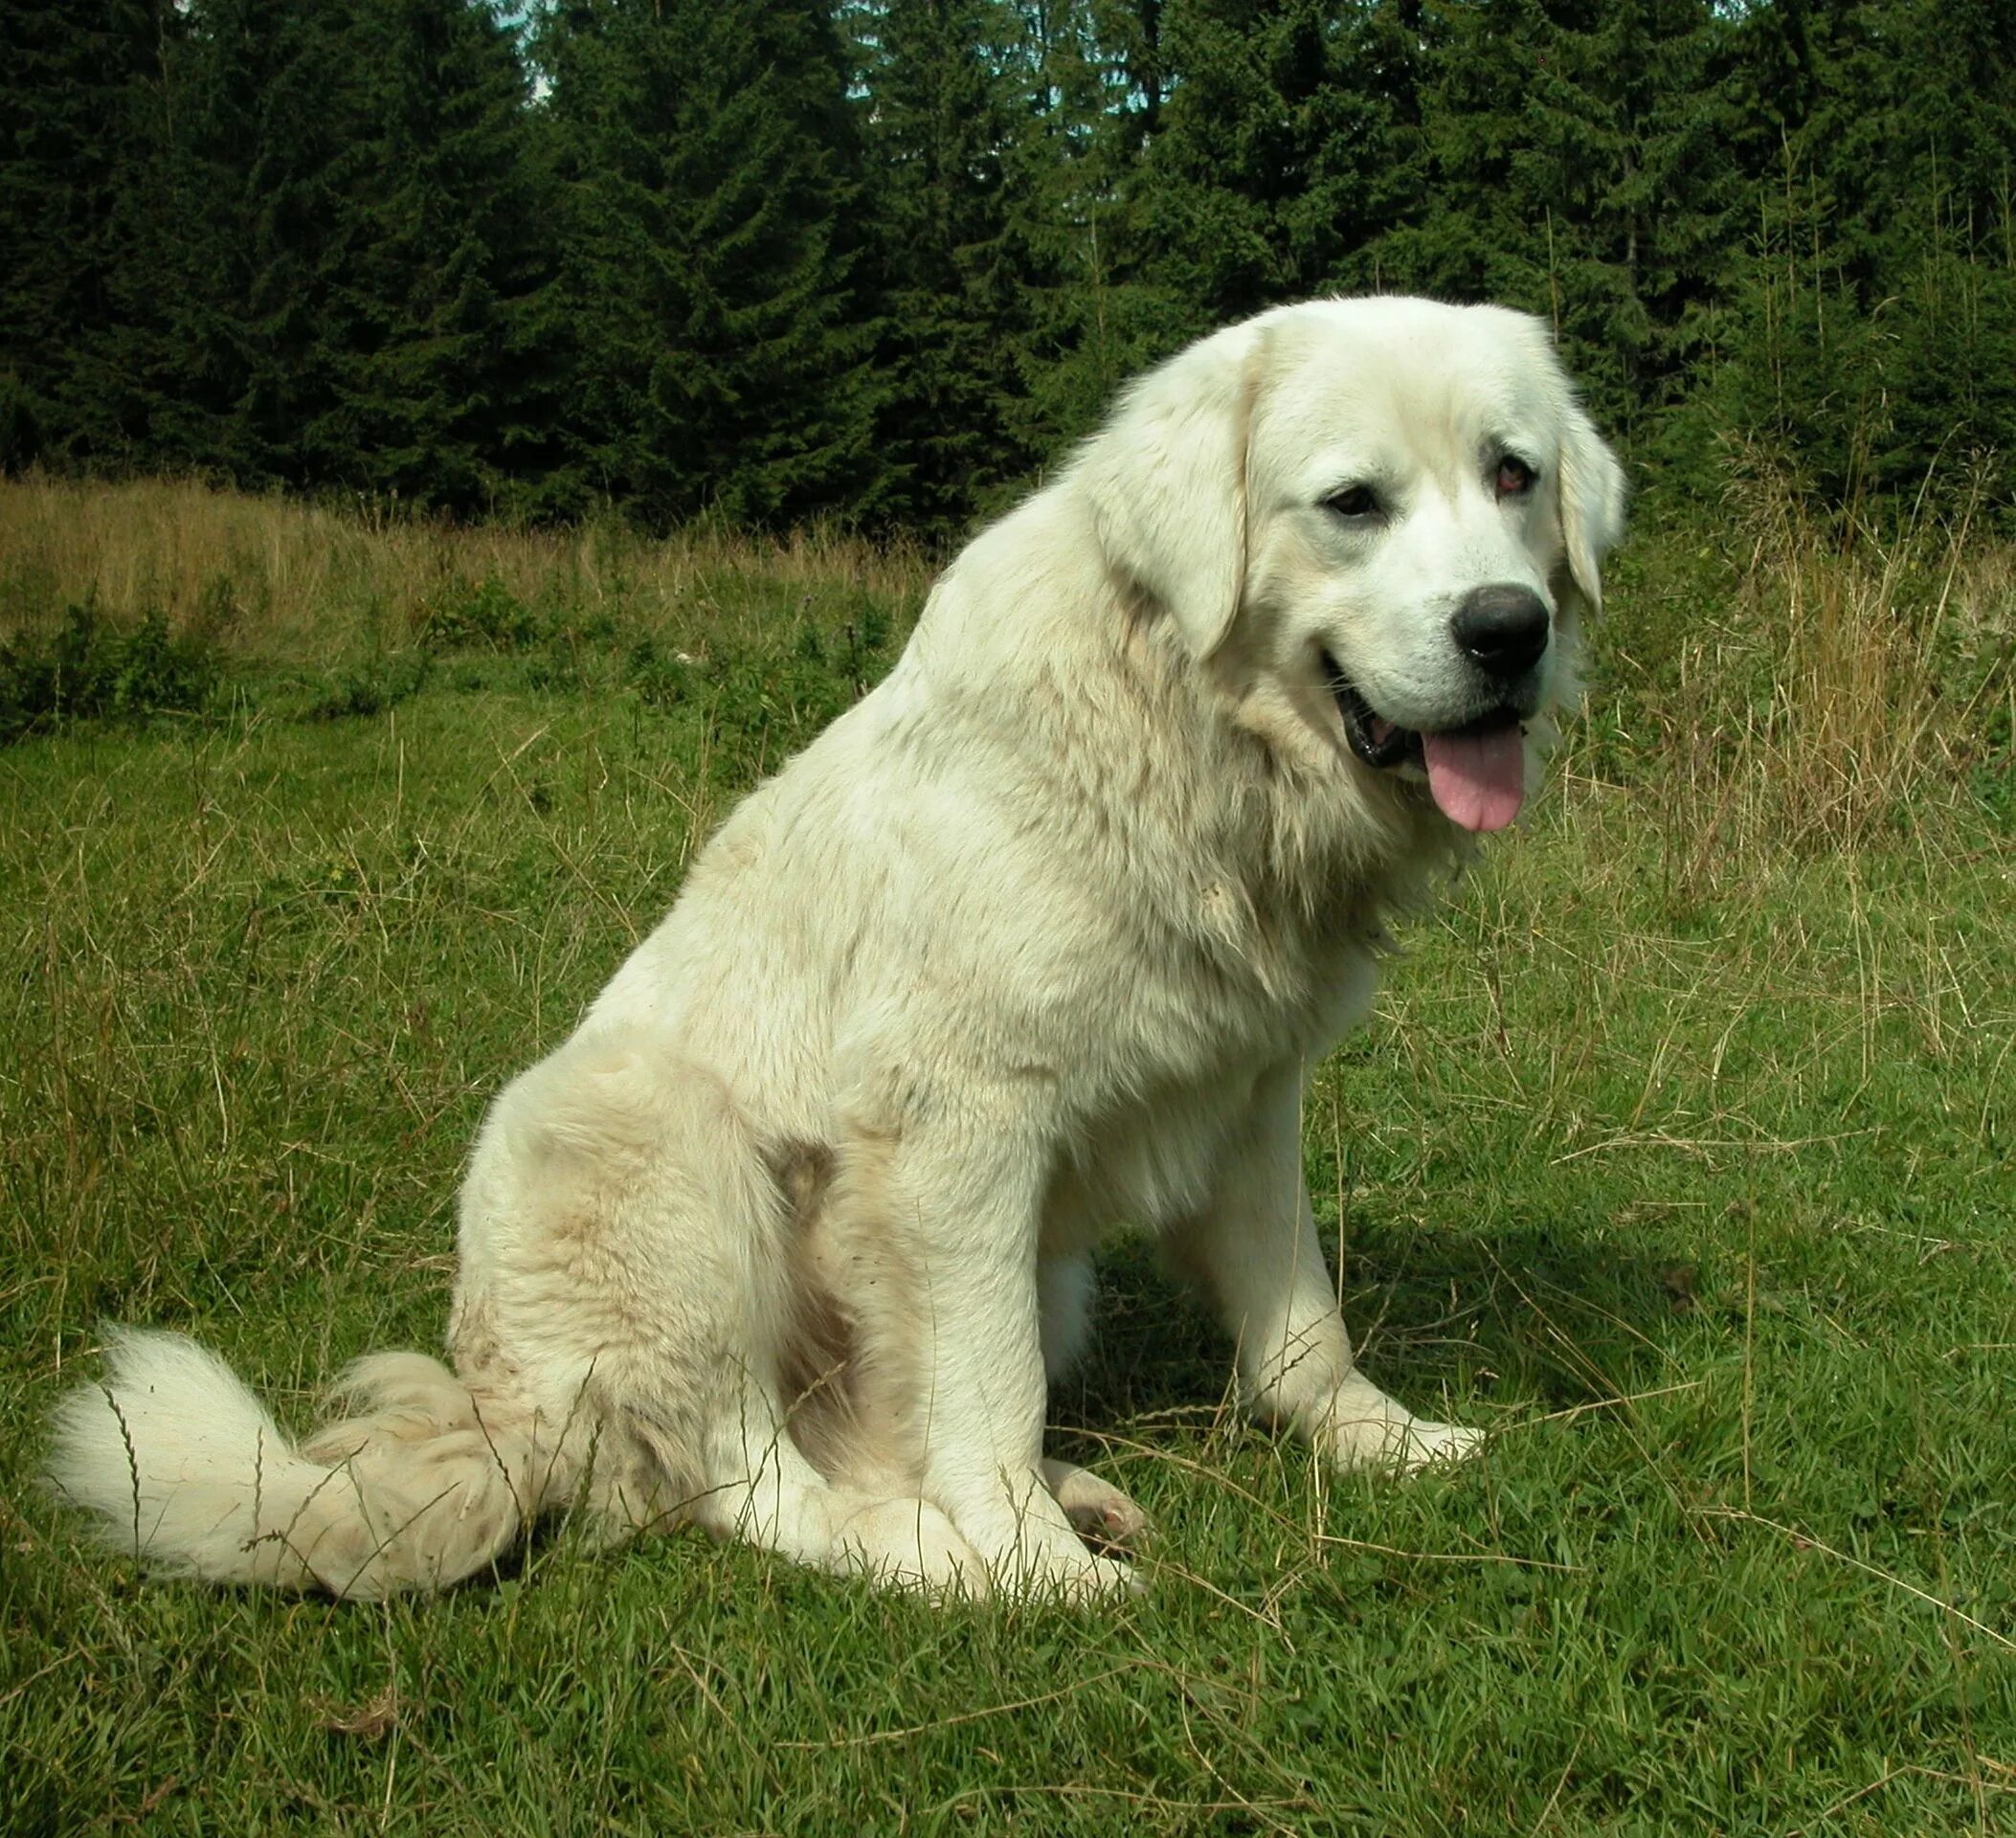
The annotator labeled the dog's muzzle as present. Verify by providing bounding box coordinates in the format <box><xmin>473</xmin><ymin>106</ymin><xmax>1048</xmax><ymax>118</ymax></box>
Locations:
<box><xmin>1319</xmin><ymin>651</ymin><xmax>1532</xmax><ymax>834</ymax></box>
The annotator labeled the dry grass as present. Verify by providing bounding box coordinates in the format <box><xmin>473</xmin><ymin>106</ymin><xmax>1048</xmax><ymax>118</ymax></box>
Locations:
<box><xmin>0</xmin><ymin>471</ymin><xmax>936</xmax><ymax>662</ymax></box>
<box><xmin>4</xmin><ymin>465</ymin><xmax>2007</xmax><ymax>874</ymax></box>
<box><xmin>1734</xmin><ymin>462</ymin><xmax>2004</xmax><ymax>836</ymax></box>
<box><xmin>1580</xmin><ymin>460</ymin><xmax>2014</xmax><ymax>907</ymax></box>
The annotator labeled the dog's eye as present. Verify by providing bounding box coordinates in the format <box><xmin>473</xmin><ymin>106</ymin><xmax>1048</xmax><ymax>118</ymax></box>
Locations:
<box><xmin>1495</xmin><ymin>456</ymin><xmax>1536</xmax><ymax>499</ymax></box>
<box><xmin>1322</xmin><ymin>484</ymin><xmax>1381</xmax><ymax>521</ymax></box>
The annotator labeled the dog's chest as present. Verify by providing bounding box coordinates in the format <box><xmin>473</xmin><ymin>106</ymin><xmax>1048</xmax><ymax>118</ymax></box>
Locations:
<box><xmin>1084</xmin><ymin>870</ymin><xmax>1383</xmax><ymax>1082</ymax></box>
<box><xmin>1041</xmin><ymin>927</ymin><xmax>1379</xmax><ymax>1246</ymax></box>
<box><xmin>1042</xmin><ymin>1087</ymin><xmax>1242</xmax><ymax>1249</ymax></box>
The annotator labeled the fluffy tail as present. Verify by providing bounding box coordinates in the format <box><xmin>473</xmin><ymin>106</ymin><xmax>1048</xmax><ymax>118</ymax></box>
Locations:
<box><xmin>46</xmin><ymin>1329</ymin><xmax>550</xmax><ymax>1599</ymax></box>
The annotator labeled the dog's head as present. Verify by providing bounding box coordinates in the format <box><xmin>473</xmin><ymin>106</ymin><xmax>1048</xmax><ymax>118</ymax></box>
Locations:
<box><xmin>1075</xmin><ymin>297</ymin><xmax>1626</xmax><ymax>832</ymax></box>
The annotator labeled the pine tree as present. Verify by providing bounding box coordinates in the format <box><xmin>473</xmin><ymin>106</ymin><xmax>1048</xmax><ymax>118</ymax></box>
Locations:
<box><xmin>144</xmin><ymin>0</ymin><xmax>377</xmax><ymax>487</ymax></box>
<box><xmin>3</xmin><ymin>0</ymin><xmax>2003</xmax><ymax>528</ymax></box>
<box><xmin>1130</xmin><ymin>0</ymin><xmax>1293</xmax><ymax>322</ymax></box>
<box><xmin>851</xmin><ymin>0</ymin><xmax>1040</xmax><ymax>530</ymax></box>
<box><xmin>336</xmin><ymin>0</ymin><xmax>567</xmax><ymax>517</ymax></box>
<box><xmin>997</xmin><ymin>0</ymin><xmax>1192</xmax><ymax>459</ymax></box>
<box><xmin>1714</xmin><ymin>0</ymin><xmax>2016</xmax><ymax>506</ymax></box>
<box><xmin>1377</xmin><ymin>0</ymin><xmax>1741</xmax><ymax>433</ymax></box>
<box><xmin>540</xmin><ymin>0</ymin><xmax>881</xmax><ymax>529</ymax></box>
<box><xmin>1307</xmin><ymin>0</ymin><xmax>1435</xmax><ymax>296</ymax></box>
<box><xmin>1129</xmin><ymin>0</ymin><xmax>1445</xmax><ymax>321</ymax></box>
<box><xmin>0</xmin><ymin>0</ymin><xmax>177</xmax><ymax>469</ymax></box>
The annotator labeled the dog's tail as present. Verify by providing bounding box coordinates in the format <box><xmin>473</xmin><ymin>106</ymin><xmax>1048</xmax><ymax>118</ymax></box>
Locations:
<box><xmin>46</xmin><ymin>1328</ymin><xmax>551</xmax><ymax>1599</ymax></box>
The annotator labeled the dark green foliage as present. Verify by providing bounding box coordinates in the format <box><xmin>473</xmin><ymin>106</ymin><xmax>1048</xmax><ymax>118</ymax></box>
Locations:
<box><xmin>626</xmin><ymin>595</ymin><xmax>897</xmax><ymax>782</ymax></box>
<box><xmin>145</xmin><ymin>0</ymin><xmax>378</xmax><ymax>484</ymax></box>
<box><xmin>987</xmin><ymin>5</ymin><xmax>1191</xmax><ymax>458</ymax></box>
<box><xmin>2</xmin><ymin>0</ymin><xmax>2010</xmax><ymax>530</ymax></box>
<box><xmin>0</xmin><ymin>370</ymin><xmax>43</xmax><ymax>472</ymax></box>
<box><xmin>538</xmin><ymin>0</ymin><xmax>883</xmax><ymax>529</ymax></box>
<box><xmin>1703</xmin><ymin>0</ymin><xmax>2016</xmax><ymax>510</ymax></box>
<box><xmin>0</xmin><ymin>601</ymin><xmax>221</xmax><ymax>740</ymax></box>
<box><xmin>0</xmin><ymin>0</ymin><xmax>180</xmax><ymax>468</ymax></box>
<box><xmin>296</xmin><ymin>650</ymin><xmax>434</xmax><ymax>721</ymax></box>
<box><xmin>419</xmin><ymin>575</ymin><xmax>544</xmax><ymax>653</ymax></box>
<box><xmin>1138</xmin><ymin>0</ymin><xmax>1386</xmax><ymax>318</ymax></box>
<box><xmin>852</xmin><ymin>0</ymin><xmax>1042</xmax><ymax>529</ymax></box>
<box><xmin>333</xmin><ymin>0</ymin><xmax>570</xmax><ymax>518</ymax></box>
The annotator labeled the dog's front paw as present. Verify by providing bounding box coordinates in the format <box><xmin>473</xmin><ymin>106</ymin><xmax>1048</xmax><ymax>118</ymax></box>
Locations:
<box><xmin>834</xmin><ymin>1497</ymin><xmax>991</xmax><ymax>1599</ymax></box>
<box><xmin>992</xmin><ymin>1546</ymin><xmax>1141</xmax><ymax>1604</ymax></box>
<box><xmin>952</xmin><ymin>1485</ymin><xmax>1144</xmax><ymax>1603</ymax></box>
<box><xmin>1314</xmin><ymin>1375</ymin><xmax>1483</xmax><ymax>1474</ymax></box>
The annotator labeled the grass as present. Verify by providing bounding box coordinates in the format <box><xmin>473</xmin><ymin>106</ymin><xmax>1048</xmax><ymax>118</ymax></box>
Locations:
<box><xmin>1</xmin><ymin>474</ymin><xmax>2012</xmax><ymax>1834</ymax></box>
<box><xmin>0</xmin><ymin>472</ymin><xmax>930</xmax><ymax>657</ymax></box>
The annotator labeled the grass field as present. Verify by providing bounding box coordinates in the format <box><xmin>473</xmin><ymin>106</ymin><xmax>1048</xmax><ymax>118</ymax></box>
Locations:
<box><xmin>2</xmin><ymin>475</ymin><xmax>2012</xmax><ymax>1834</ymax></box>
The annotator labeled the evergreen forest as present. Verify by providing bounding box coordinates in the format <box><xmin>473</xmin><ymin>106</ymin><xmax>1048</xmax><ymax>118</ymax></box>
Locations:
<box><xmin>4</xmin><ymin>0</ymin><xmax>2013</xmax><ymax>538</ymax></box>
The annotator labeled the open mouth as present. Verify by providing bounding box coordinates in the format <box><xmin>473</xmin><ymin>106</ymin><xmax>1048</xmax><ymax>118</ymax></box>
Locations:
<box><xmin>1320</xmin><ymin>651</ymin><xmax>1530</xmax><ymax>835</ymax></box>
<box><xmin>1325</xmin><ymin>664</ymin><xmax>1423</xmax><ymax>772</ymax></box>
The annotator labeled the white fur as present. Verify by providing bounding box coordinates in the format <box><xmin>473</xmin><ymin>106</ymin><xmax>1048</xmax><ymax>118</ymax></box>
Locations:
<box><xmin>47</xmin><ymin>298</ymin><xmax>1625</xmax><ymax>1601</ymax></box>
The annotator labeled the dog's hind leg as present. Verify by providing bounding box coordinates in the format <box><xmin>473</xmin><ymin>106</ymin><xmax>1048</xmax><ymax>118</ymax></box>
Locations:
<box><xmin>1032</xmin><ymin>1258</ymin><xmax>1151</xmax><ymax>1548</ymax></box>
<box><xmin>1040</xmin><ymin>1458</ymin><xmax>1152</xmax><ymax>1549</ymax></box>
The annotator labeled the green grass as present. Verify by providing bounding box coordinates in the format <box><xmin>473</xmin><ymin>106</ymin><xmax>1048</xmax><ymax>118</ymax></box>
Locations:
<box><xmin>2</xmin><ymin>508</ymin><xmax>2013</xmax><ymax>1834</ymax></box>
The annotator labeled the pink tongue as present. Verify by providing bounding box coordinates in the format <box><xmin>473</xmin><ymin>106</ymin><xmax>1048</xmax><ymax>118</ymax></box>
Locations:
<box><xmin>1422</xmin><ymin>726</ymin><xmax>1526</xmax><ymax>832</ymax></box>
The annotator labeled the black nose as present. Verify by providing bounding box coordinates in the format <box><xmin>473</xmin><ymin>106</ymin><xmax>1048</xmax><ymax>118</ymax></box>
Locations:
<box><xmin>1450</xmin><ymin>585</ymin><xmax>1550</xmax><ymax>681</ymax></box>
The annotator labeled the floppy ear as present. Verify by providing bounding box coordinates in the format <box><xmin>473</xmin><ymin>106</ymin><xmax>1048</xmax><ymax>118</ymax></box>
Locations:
<box><xmin>1556</xmin><ymin>400</ymin><xmax>1627</xmax><ymax>616</ymax></box>
<box><xmin>1071</xmin><ymin>321</ymin><xmax>1264</xmax><ymax>660</ymax></box>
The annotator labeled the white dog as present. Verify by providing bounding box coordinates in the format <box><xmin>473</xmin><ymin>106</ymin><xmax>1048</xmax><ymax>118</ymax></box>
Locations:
<box><xmin>50</xmin><ymin>297</ymin><xmax>1624</xmax><ymax>1602</ymax></box>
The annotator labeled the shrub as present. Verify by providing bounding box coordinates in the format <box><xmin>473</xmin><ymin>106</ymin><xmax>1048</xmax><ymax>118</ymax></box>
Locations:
<box><xmin>0</xmin><ymin>599</ymin><xmax>221</xmax><ymax>742</ymax></box>
<box><xmin>418</xmin><ymin>575</ymin><xmax>542</xmax><ymax>653</ymax></box>
<box><xmin>298</xmin><ymin>651</ymin><xmax>432</xmax><ymax>722</ymax></box>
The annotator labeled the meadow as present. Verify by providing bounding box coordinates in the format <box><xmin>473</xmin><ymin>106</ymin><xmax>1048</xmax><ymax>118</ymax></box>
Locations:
<box><xmin>1</xmin><ymin>473</ymin><xmax>2011</xmax><ymax>1835</ymax></box>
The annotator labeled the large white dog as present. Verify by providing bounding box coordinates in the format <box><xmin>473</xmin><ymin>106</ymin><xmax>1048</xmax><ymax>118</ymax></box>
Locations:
<box><xmin>50</xmin><ymin>297</ymin><xmax>1624</xmax><ymax>1602</ymax></box>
